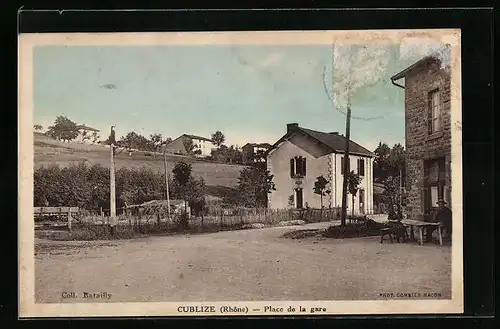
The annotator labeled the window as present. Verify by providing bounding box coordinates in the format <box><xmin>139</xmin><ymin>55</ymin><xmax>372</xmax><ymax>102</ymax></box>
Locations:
<box><xmin>428</xmin><ymin>89</ymin><xmax>441</xmax><ymax>134</ymax></box>
<box><xmin>341</xmin><ymin>157</ymin><xmax>350</xmax><ymax>175</ymax></box>
<box><xmin>290</xmin><ymin>156</ymin><xmax>306</xmax><ymax>177</ymax></box>
<box><xmin>357</xmin><ymin>159</ymin><xmax>365</xmax><ymax>176</ymax></box>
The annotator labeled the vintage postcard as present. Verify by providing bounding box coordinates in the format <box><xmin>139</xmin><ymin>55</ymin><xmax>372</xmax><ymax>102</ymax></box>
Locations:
<box><xmin>18</xmin><ymin>29</ymin><xmax>463</xmax><ymax>317</ymax></box>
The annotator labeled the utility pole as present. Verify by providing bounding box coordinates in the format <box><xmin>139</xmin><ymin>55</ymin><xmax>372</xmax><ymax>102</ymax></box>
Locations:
<box><xmin>340</xmin><ymin>105</ymin><xmax>352</xmax><ymax>227</ymax></box>
<box><xmin>163</xmin><ymin>147</ymin><xmax>171</xmax><ymax>219</ymax></box>
<box><xmin>109</xmin><ymin>126</ymin><xmax>117</xmax><ymax>236</ymax></box>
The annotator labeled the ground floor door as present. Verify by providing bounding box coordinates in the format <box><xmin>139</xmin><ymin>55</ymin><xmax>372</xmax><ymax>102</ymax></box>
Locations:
<box><xmin>359</xmin><ymin>189</ymin><xmax>365</xmax><ymax>214</ymax></box>
<box><xmin>423</xmin><ymin>157</ymin><xmax>447</xmax><ymax>221</ymax></box>
<box><xmin>295</xmin><ymin>188</ymin><xmax>303</xmax><ymax>209</ymax></box>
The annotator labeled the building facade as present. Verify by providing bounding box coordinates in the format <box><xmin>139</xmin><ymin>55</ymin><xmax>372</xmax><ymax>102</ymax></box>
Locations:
<box><xmin>266</xmin><ymin>123</ymin><xmax>374</xmax><ymax>215</ymax></box>
<box><xmin>164</xmin><ymin>134</ymin><xmax>216</xmax><ymax>158</ymax></box>
<box><xmin>391</xmin><ymin>52</ymin><xmax>452</xmax><ymax>222</ymax></box>
<box><xmin>242</xmin><ymin>143</ymin><xmax>271</xmax><ymax>164</ymax></box>
<box><xmin>76</xmin><ymin>124</ymin><xmax>100</xmax><ymax>144</ymax></box>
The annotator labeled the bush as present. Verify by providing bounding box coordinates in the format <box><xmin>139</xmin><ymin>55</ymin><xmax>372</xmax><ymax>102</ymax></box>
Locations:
<box><xmin>34</xmin><ymin>162</ymin><xmax>166</xmax><ymax>210</ymax></box>
<box><xmin>324</xmin><ymin>219</ymin><xmax>387</xmax><ymax>239</ymax></box>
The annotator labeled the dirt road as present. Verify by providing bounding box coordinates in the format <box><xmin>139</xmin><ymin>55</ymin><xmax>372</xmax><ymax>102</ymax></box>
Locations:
<box><xmin>35</xmin><ymin>223</ymin><xmax>452</xmax><ymax>303</ymax></box>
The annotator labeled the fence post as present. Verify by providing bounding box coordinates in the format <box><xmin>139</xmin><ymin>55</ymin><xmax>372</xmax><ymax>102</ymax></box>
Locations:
<box><xmin>67</xmin><ymin>208</ymin><xmax>72</xmax><ymax>233</ymax></box>
<box><xmin>220</xmin><ymin>209</ymin><xmax>224</xmax><ymax>230</ymax></box>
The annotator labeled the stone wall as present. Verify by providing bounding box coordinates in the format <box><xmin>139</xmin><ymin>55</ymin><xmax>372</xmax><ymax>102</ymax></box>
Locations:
<box><xmin>404</xmin><ymin>59</ymin><xmax>452</xmax><ymax>220</ymax></box>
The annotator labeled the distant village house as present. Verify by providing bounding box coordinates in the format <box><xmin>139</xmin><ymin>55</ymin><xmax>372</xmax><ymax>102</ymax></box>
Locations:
<box><xmin>164</xmin><ymin>134</ymin><xmax>216</xmax><ymax>158</ymax></box>
<box><xmin>266</xmin><ymin>123</ymin><xmax>375</xmax><ymax>215</ymax></box>
<box><xmin>391</xmin><ymin>50</ymin><xmax>452</xmax><ymax>222</ymax></box>
<box><xmin>242</xmin><ymin>143</ymin><xmax>272</xmax><ymax>164</ymax></box>
<box><xmin>76</xmin><ymin>124</ymin><xmax>100</xmax><ymax>144</ymax></box>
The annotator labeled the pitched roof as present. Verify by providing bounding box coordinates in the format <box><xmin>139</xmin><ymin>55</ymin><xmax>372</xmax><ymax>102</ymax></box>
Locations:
<box><xmin>391</xmin><ymin>46</ymin><xmax>449</xmax><ymax>81</ymax></box>
<box><xmin>182</xmin><ymin>134</ymin><xmax>213</xmax><ymax>142</ymax></box>
<box><xmin>76</xmin><ymin>124</ymin><xmax>100</xmax><ymax>132</ymax></box>
<box><xmin>243</xmin><ymin>142</ymin><xmax>272</xmax><ymax>148</ymax></box>
<box><xmin>268</xmin><ymin>125</ymin><xmax>374</xmax><ymax>157</ymax></box>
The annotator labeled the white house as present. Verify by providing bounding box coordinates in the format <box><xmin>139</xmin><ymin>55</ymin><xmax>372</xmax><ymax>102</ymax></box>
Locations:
<box><xmin>266</xmin><ymin>123</ymin><xmax>375</xmax><ymax>215</ymax></box>
<box><xmin>164</xmin><ymin>134</ymin><xmax>216</xmax><ymax>158</ymax></box>
<box><xmin>76</xmin><ymin>124</ymin><xmax>100</xmax><ymax>144</ymax></box>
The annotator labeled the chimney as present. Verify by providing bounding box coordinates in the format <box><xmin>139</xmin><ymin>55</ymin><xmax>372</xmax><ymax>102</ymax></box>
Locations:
<box><xmin>329</xmin><ymin>132</ymin><xmax>339</xmax><ymax>135</ymax></box>
<box><xmin>287</xmin><ymin>123</ymin><xmax>299</xmax><ymax>133</ymax></box>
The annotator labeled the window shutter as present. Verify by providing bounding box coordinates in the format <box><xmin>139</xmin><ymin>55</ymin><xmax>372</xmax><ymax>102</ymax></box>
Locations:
<box><xmin>341</xmin><ymin>157</ymin><xmax>344</xmax><ymax>175</ymax></box>
<box><xmin>302</xmin><ymin>158</ymin><xmax>307</xmax><ymax>176</ymax></box>
<box><xmin>428</xmin><ymin>92</ymin><xmax>433</xmax><ymax>134</ymax></box>
<box><xmin>290</xmin><ymin>158</ymin><xmax>295</xmax><ymax>177</ymax></box>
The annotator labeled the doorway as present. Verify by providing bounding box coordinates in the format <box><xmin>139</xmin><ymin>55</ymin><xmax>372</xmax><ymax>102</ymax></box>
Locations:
<box><xmin>359</xmin><ymin>189</ymin><xmax>365</xmax><ymax>214</ymax></box>
<box><xmin>295</xmin><ymin>188</ymin><xmax>303</xmax><ymax>209</ymax></box>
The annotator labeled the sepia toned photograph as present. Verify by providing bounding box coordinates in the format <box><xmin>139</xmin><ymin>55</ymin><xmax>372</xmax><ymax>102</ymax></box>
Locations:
<box><xmin>18</xmin><ymin>29</ymin><xmax>463</xmax><ymax>317</ymax></box>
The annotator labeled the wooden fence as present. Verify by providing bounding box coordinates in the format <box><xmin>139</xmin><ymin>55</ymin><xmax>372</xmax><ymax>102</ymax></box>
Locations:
<box><xmin>36</xmin><ymin>206</ymin><xmax>341</xmax><ymax>235</ymax></box>
<box><xmin>34</xmin><ymin>206</ymin><xmax>79</xmax><ymax>232</ymax></box>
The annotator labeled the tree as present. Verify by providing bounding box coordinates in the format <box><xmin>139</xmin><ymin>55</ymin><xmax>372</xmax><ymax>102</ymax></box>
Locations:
<box><xmin>211</xmin><ymin>131</ymin><xmax>226</xmax><ymax>148</ymax></box>
<box><xmin>150</xmin><ymin>133</ymin><xmax>163</xmax><ymax>150</ymax></box>
<box><xmin>346</xmin><ymin>170</ymin><xmax>362</xmax><ymax>216</ymax></box>
<box><xmin>46</xmin><ymin>116</ymin><xmax>79</xmax><ymax>142</ymax></box>
<box><xmin>118</xmin><ymin>132</ymin><xmax>151</xmax><ymax>151</ymax></box>
<box><xmin>373</xmin><ymin>142</ymin><xmax>391</xmax><ymax>182</ymax></box>
<box><xmin>33</xmin><ymin>124</ymin><xmax>43</xmax><ymax>131</ymax></box>
<box><xmin>91</xmin><ymin>131</ymin><xmax>100</xmax><ymax>144</ymax></box>
<box><xmin>172</xmin><ymin>162</ymin><xmax>193</xmax><ymax>214</ymax></box>
<box><xmin>186</xmin><ymin>177</ymin><xmax>206</xmax><ymax>216</ymax></box>
<box><xmin>381</xmin><ymin>175</ymin><xmax>403</xmax><ymax>220</ymax></box>
<box><xmin>237</xmin><ymin>166</ymin><xmax>276</xmax><ymax>208</ymax></box>
<box><xmin>373</xmin><ymin>142</ymin><xmax>406</xmax><ymax>185</ymax></box>
<box><xmin>313</xmin><ymin>176</ymin><xmax>331</xmax><ymax>209</ymax></box>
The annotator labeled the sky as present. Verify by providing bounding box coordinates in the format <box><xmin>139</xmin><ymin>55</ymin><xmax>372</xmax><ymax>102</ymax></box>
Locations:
<box><xmin>33</xmin><ymin>43</ymin><xmax>429</xmax><ymax>151</ymax></box>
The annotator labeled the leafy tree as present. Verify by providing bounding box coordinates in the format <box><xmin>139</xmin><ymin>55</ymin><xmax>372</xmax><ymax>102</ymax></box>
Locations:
<box><xmin>172</xmin><ymin>162</ymin><xmax>193</xmax><ymax>214</ymax></box>
<box><xmin>118</xmin><ymin>132</ymin><xmax>152</xmax><ymax>151</ymax></box>
<box><xmin>373</xmin><ymin>142</ymin><xmax>406</xmax><ymax>185</ymax></box>
<box><xmin>381</xmin><ymin>175</ymin><xmax>404</xmax><ymax>220</ymax></box>
<box><xmin>313</xmin><ymin>176</ymin><xmax>331</xmax><ymax>209</ymax></box>
<box><xmin>237</xmin><ymin>166</ymin><xmax>276</xmax><ymax>208</ymax></box>
<box><xmin>186</xmin><ymin>177</ymin><xmax>206</xmax><ymax>216</ymax></box>
<box><xmin>33</xmin><ymin>124</ymin><xmax>43</xmax><ymax>131</ymax></box>
<box><xmin>346</xmin><ymin>170</ymin><xmax>362</xmax><ymax>216</ymax></box>
<box><xmin>373</xmin><ymin>142</ymin><xmax>391</xmax><ymax>182</ymax></box>
<box><xmin>150</xmin><ymin>133</ymin><xmax>163</xmax><ymax>151</ymax></box>
<box><xmin>91</xmin><ymin>131</ymin><xmax>100</xmax><ymax>144</ymax></box>
<box><xmin>47</xmin><ymin>116</ymin><xmax>79</xmax><ymax>142</ymax></box>
<box><xmin>211</xmin><ymin>131</ymin><xmax>226</xmax><ymax>148</ymax></box>
<box><xmin>211</xmin><ymin>145</ymin><xmax>242</xmax><ymax>164</ymax></box>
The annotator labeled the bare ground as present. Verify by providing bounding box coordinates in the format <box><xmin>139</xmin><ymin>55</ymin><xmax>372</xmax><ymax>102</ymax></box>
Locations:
<box><xmin>35</xmin><ymin>222</ymin><xmax>452</xmax><ymax>303</ymax></box>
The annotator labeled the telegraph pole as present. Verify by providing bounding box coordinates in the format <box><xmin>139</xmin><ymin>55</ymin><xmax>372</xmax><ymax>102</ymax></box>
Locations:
<box><xmin>340</xmin><ymin>105</ymin><xmax>351</xmax><ymax>227</ymax></box>
<box><xmin>109</xmin><ymin>126</ymin><xmax>117</xmax><ymax>236</ymax></box>
<box><xmin>163</xmin><ymin>147</ymin><xmax>171</xmax><ymax>219</ymax></box>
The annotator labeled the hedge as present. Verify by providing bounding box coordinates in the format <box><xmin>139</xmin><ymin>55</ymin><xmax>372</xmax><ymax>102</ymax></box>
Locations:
<box><xmin>34</xmin><ymin>162</ymin><xmax>168</xmax><ymax>211</ymax></box>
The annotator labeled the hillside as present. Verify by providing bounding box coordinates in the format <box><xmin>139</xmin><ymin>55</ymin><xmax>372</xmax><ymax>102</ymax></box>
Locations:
<box><xmin>34</xmin><ymin>133</ymin><xmax>245</xmax><ymax>199</ymax></box>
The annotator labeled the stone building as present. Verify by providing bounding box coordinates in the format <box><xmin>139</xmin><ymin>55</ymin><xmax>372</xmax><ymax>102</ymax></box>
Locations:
<box><xmin>391</xmin><ymin>50</ymin><xmax>452</xmax><ymax>222</ymax></box>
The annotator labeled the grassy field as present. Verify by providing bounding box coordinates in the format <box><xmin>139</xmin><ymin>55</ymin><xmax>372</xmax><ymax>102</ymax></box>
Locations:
<box><xmin>34</xmin><ymin>133</ymin><xmax>246</xmax><ymax>198</ymax></box>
